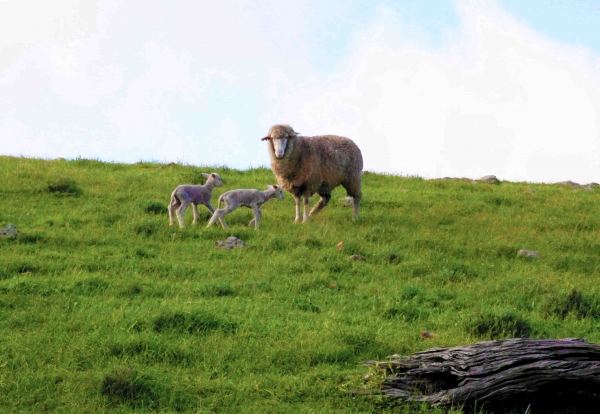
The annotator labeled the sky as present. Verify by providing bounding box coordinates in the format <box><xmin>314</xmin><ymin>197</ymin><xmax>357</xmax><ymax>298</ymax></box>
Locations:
<box><xmin>2</xmin><ymin>0</ymin><xmax>600</xmax><ymax>183</ymax></box>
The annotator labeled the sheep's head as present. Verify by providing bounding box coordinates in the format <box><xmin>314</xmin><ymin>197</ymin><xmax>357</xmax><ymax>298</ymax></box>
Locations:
<box><xmin>267</xmin><ymin>184</ymin><xmax>284</xmax><ymax>199</ymax></box>
<box><xmin>261</xmin><ymin>124</ymin><xmax>300</xmax><ymax>159</ymax></box>
<box><xmin>203</xmin><ymin>172</ymin><xmax>223</xmax><ymax>187</ymax></box>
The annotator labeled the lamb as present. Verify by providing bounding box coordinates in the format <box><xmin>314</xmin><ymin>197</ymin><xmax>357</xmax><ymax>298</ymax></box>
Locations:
<box><xmin>206</xmin><ymin>185</ymin><xmax>284</xmax><ymax>229</ymax></box>
<box><xmin>168</xmin><ymin>172</ymin><xmax>223</xmax><ymax>228</ymax></box>
<box><xmin>261</xmin><ymin>124</ymin><xmax>363</xmax><ymax>222</ymax></box>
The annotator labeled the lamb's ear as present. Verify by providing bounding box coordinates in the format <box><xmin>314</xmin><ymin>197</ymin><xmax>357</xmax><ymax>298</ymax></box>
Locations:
<box><xmin>202</xmin><ymin>173</ymin><xmax>210</xmax><ymax>178</ymax></box>
<box><xmin>265</xmin><ymin>185</ymin><xmax>271</xmax><ymax>190</ymax></box>
<box><xmin>261</xmin><ymin>136</ymin><xmax>271</xmax><ymax>141</ymax></box>
<box><xmin>273</xmin><ymin>185</ymin><xmax>278</xmax><ymax>189</ymax></box>
<box><xmin>211</xmin><ymin>173</ymin><xmax>216</xmax><ymax>178</ymax></box>
<box><xmin>292</xmin><ymin>131</ymin><xmax>301</xmax><ymax>137</ymax></box>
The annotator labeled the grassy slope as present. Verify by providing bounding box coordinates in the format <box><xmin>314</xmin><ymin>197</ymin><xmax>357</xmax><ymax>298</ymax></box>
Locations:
<box><xmin>1</xmin><ymin>155</ymin><xmax>599</xmax><ymax>413</ymax></box>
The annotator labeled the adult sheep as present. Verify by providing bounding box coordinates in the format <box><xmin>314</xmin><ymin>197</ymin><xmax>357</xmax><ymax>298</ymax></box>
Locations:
<box><xmin>261</xmin><ymin>124</ymin><xmax>363</xmax><ymax>222</ymax></box>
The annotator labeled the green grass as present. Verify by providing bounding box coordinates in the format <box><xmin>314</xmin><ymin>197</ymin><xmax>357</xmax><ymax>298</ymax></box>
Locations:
<box><xmin>1</xmin><ymin>155</ymin><xmax>600</xmax><ymax>412</ymax></box>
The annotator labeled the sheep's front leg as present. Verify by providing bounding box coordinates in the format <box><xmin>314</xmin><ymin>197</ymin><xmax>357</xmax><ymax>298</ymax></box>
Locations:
<box><xmin>302</xmin><ymin>194</ymin><xmax>310</xmax><ymax>223</ymax></box>
<box><xmin>294</xmin><ymin>195</ymin><xmax>302</xmax><ymax>223</ymax></box>
<box><xmin>249</xmin><ymin>206</ymin><xmax>262</xmax><ymax>229</ymax></box>
<box><xmin>192</xmin><ymin>203</ymin><xmax>200</xmax><ymax>225</ymax></box>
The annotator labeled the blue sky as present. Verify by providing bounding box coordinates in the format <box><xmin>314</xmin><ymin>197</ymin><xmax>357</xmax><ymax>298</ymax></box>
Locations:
<box><xmin>2</xmin><ymin>0</ymin><xmax>600</xmax><ymax>182</ymax></box>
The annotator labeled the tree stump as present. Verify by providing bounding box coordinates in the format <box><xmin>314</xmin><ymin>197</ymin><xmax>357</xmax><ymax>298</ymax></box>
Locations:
<box><xmin>362</xmin><ymin>338</ymin><xmax>600</xmax><ymax>408</ymax></box>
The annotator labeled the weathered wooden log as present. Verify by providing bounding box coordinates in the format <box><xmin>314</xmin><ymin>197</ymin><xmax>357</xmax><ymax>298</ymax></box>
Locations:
<box><xmin>362</xmin><ymin>338</ymin><xmax>600</xmax><ymax>407</ymax></box>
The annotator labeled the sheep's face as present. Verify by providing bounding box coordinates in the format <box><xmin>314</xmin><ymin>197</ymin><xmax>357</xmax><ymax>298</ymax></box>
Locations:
<box><xmin>262</xmin><ymin>125</ymin><xmax>299</xmax><ymax>159</ymax></box>
<box><xmin>272</xmin><ymin>137</ymin><xmax>288</xmax><ymax>159</ymax></box>
<box><xmin>204</xmin><ymin>172</ymin><xmax>223</xmax><ymax>187</ymax></box>
<box><xmin>268</xmin><ymin>185</ymin><xmax>285</xmax><ymax>199</ymax></box>
<box><xmin>213</xmin><ymin>174</ymin><xmax>224</xmax><ymax>187</ymax></box>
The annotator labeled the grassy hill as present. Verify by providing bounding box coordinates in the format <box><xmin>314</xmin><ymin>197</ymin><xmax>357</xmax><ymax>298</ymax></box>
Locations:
<box><xmin>1</xmin><ymin>155</ymin><xmax>599</xmax><ymax>413</ymax></box>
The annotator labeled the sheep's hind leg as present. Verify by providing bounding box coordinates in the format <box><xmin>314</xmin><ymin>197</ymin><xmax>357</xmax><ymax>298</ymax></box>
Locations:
<box><xmin>344</xmin><ymin>179</ymin><xmax>362</xmax><ymax>220</ymax></box>
<box><xmin>212</xmin><ymin>203</ymin><xmax>236</xmax><ymax>228</ymax></box>
<box><xmin>168</xmin><ymin>198</ymin><xmax>180</xmax><ymax>227</ymax></box>
<box><xmin>352</xmin><ymin>194</ymin><xmax>361</xmax><ymax>219</ymax></box>
<box><xmin>176</xmin><ymin>200</ymin><xmax>190</xmax><ymax>228</ymax></box>
<box><xmin>207</xmin><ymin>209</ymin><xmax>227</xmax><ymax>228</ymax></box>
<box><xmin>309</xmin><ymin>192</ymin><xmax>331</xmax><ymax>217</ymax></box>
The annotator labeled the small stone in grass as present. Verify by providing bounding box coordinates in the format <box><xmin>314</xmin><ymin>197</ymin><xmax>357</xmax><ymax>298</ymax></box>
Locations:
<box><xmin>517</xmin><ymin>249</ymin><xmax>538</xmax><ymax>258</ymax></box>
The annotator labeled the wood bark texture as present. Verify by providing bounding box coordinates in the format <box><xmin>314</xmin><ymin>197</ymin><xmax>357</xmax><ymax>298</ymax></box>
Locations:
<box><xmin>362</xmin><ymin>338</ymin><xmax>600</xmax><ymax>407</ymax></box>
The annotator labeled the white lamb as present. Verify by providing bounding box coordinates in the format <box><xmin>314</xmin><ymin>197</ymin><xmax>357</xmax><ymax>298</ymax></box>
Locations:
<box><xmin>207</xmin><ymin>185</ymin><xmax>284</xmax><ymax>229</ymax></box>
<box><xmin>168</xmin><ymin>173</ymin><xmax>223</xmax><ymax>228</ymax></box>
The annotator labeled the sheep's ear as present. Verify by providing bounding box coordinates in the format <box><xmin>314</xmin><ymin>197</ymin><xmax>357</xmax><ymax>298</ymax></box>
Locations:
<box><xmin>202</xmin><ymin>173</ymin><xmax>210</xmax><ymax>178</ymax></box>
<box><xmin>273</xmin><ymin>185</ymin><xmax>278</xmax><ymax>189</ymax></box>
<box><xmin>261</xmin><ymin>136</ymin><xmax>271</xmax><ymax>141</ymax></box>
<box><xmin>265</xmin><ymin>185</ymin><xmax>271</xmax><ymax>190</ymax></box>
<box><xmin>211</xmin><ymin>173</ymin><xmax>216</xmax><ymax>178</ymax></box>
<box><xmin>293</xmin><ymin>131</ymin><xmax>301</xmax><ymax>136</ymax></box>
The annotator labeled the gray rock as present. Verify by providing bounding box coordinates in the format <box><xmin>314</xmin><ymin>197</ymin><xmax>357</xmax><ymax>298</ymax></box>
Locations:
<box><xmin>517</xmin><ymin>249</ymin><xmax>539</xmax><ymax>258</ymax></box>
<box><xmin>216</xmin><ymin>236</ymin><xmax>247</xmax><ymax>250</ymax></box>
<box><xmin>438</xmin><ymin>177</ymin><xmax>475</xmax><ymax>183</ymax></box>
<box><xmin>340</xmin><ymin>196</ymin><xmax>354</xmax><ymax>207</ymax></box>
<box><xmin>559</xmin><ymin>180</ymin><xmax>579</xmax><ymax>186</ymax></box>
<box><xmin>0</xmin><ymin>223</ymin><xmax>19</xmax><ymax>239</ymax></box>
<box><xmin>479</xmin><ymin>175</ymin><xmax>500</xmax><ymax>184</ymax></box>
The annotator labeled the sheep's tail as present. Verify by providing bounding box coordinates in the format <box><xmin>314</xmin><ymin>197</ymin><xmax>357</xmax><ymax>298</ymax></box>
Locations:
<box><xmin>169</xmin><ymin>192</ymin><xmax>179</xmax><ymax>206</ymax></box>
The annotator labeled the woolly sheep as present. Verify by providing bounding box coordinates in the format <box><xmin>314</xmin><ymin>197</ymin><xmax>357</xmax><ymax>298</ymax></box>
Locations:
<box><xmin>261</xmin><ymin>124</ymin><xmax>363</xmax><ymax>222</ymax></box>
<box><xmin>207</xmin><ymin>185</ymin><xmax>284</xmax><ymax>229</ymax></box>
<box><xmin>168</xmin><ymin>172</ymin><xmax>223</xmax><ymax>228</ymax></box>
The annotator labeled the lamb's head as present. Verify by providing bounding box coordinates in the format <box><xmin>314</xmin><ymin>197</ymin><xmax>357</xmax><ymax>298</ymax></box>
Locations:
<box><xmin>261</xmin><ymin>124</ymin><xmax>300</xmax><ymax>159</ymax></box>
<box><xmin>202</xmin><ymin>172</ymin><xmax>223</xmax><ymax>187</ymax></box>
<box><xmin>267</xmin><ymin>184</ymin><xmax>284</xmax><ymax>199</ymax></box>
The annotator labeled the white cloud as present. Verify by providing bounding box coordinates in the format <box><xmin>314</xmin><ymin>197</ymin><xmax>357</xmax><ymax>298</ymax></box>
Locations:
<box><xmin>2</xmin><ymin>0</ymin><xmax>600</xmax><ymax>183</ymax></box>
<box><xmin>270</xmin><ymin>0</ymin><xmax>600</xmax><ymax>183</ymax></box>
<box><xmin>105</xmin><ymin>43</ymin><xmax>198</xmax><ymax>137</ymax></box>
<box><xmin>0</xmin><ymin>0</ymin><xmax>99</xmax><ymax>67</ymax></box>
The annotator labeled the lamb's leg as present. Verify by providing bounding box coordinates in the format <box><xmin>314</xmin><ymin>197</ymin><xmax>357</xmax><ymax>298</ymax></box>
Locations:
<box><xmin>209</xmin><ymin>202</ymin><xmax>235</xmax><ymax>228</ymax></box>
<box><xmin>205</xmin><ymin>202</ymin><xmax>216</xmax><ymax>214</ymax></box>
<box><xmin>207</xmin><ymin>209</ymin><xmax>222</xmax><ymax>227</ymax></box>
<box><xmin>192</xmin><ymin>203</ymin><xmax>200</xmax><ymax>225</ymax></box>
<box><xmin>302</xmin><ymin>194</ymin><xmax>311</xmax><ymax>223</ymax></box>
<box><xmin>176</xmin><ymin>200</ymin><xmax>190</xmax><ymax>228</ymax></box>
<box><xmin>309</xmin><ymin>192</ymin><xmax>331</xmax><ymax>217</ymax></box>
<box><xmin>168</xmin><ymin>197</ymin><xmax>180</xmax><ymax>227</ymax></box>
<box><xmin>249</xmin><ymin>206</ymin><xmax>261</xmax><ymax>229</ymax></box>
